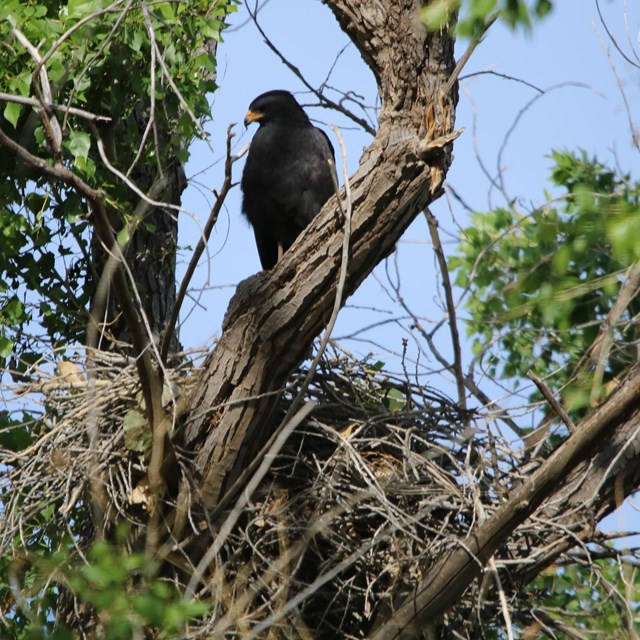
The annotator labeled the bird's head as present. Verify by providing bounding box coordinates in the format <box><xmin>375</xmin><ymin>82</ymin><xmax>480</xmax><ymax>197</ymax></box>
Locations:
<box><xmin>244</xmin><ymin>90</ymin><xmax>310</xmax><ymax>128</ymax></box>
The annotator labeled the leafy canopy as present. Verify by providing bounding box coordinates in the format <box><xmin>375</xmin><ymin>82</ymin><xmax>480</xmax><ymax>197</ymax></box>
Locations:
<box><xmin>0</xmin><ymin>1</ymin><xmax>236</xmax><ymax>635</ymax></box>
<box><xmin>422</xmin><ymin>0</ymin><xmax>553</xmax><ymax>37</ymax></box>
<box><xmin>0</xmin><ymin>0</ymin><xmax>237</xmax><ymax>375</ymax></box>
<box><xmin>450</xmin><ymin>150</ymin><xmax>640</xmax><ymax>414</ymax></box>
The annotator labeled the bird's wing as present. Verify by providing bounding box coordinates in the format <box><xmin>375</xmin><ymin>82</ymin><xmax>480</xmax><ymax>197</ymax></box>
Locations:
<box><xmin>292</xmin><ymin>127</ymin><xmax>336</xmax><ymax>224</ymax></box>
<box><xmin>241</xmin><ymin>123</ymin><xmax>335</xmax><ymax>268</ymax></box>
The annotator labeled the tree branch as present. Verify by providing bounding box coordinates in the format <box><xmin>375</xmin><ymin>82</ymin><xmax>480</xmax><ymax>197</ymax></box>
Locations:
<box><xmin>369</xmin><ymin>366</ymin><xmax>640</xmax><ymax>639</ymax></box>
<box><xmin>0</xmin><ymin>92</ymin><xmax>112</xmax><ymax>122</ymax></box>
<box><xmin>160</xmin><ymin>125</ymin><xmax>243</xmax><ymax>363</ymax></box>
<box><xmin>246</xmin><ymin>0</ymin><xmax>376</xmax><ymax>135</ymax></box>
<box><xmin>181</xmin><ymin>0</ymin><xmax>458</xmax><ymax>512</ymax></box>
<box><xmin>0</xmin><ymin>126</ymin><xmax>163</xmax><ymax>430</ymax></box>
<box><xmin>425</xmin><ymin>208</ymin><xmax>467</xmax><ymax>411</ymax></box>
<box><xmin>12</xmin><ymin>28</ymin><xmax>63</xmax><ymax>158</ymax></box>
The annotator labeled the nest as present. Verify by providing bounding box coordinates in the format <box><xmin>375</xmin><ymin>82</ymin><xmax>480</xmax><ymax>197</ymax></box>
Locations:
<box><xmin>0</xmin><ymin>345</ymin><xmax>625</xmax><ymax>638</ymax></box>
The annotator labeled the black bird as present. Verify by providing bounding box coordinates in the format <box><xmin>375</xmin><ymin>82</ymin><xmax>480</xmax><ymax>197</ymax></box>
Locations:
<box><xmin>241</xmin><ymin>90</ymin><xmax>335</xmax><ymax>270</ymax></box>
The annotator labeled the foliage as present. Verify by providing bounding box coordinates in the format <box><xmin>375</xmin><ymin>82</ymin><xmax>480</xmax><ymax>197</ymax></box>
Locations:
<box><xmin>0</xmin><ymin>0</ymin><xmax>237</xmax><ymax>371</ymax></box>
<box><xmin>422</xmin><ymin>0</ymin><xmax>553</xmax><ymax>36</ymax></box>
<box><xmin>527</xmin><ymin>554</ymin><xmax>640</xmax><ymax>637</ymax></box>
<box><xmin>0</xmin><ymin>1</ymin><xmax>236</xmax><ymax>636</ymax></box>
<box><xmin>1</xmin><ymin>533</ymin><xmax>208</xmax><ymax>639</ymax></box>
<box><xmin>450</xmin><ymin>150</ymin><xmax>640</xmax><ymax>414</ymax></box>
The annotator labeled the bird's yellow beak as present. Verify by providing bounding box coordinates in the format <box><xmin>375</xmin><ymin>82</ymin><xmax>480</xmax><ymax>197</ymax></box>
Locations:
<box><xmin>244</xmin><ymin>110</ymin><xmax>264</xmax><ymax>127</ymax></box>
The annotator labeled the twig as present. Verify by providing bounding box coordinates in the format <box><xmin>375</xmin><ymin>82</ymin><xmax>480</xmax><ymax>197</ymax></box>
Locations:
<box><xmin>0</xmin><ymin>125</ymin><xmax>101</xmax><ymax>199</ymax></box>
<box><xmin>489</xmin><ymin>557</ymin><xmax>515</xmax><ymax>640</ymax></box>
<box><xmin>0</xmin><ymin>92</ymin><xmax>112</xmax><ymax>122</ymax></box>
<box><xmin>391</xmin><ymin>280</ymin><xmax>526</xmax><ymax>437</ymax></box>
<box><xmin>425</xmin><ymin>208</ymin><xmax>466</xmax><ymax>411</ymax></box>
<box><xmin>92</xmin><ymin>125</ymin><xmax>182</xmax><ymax>215</ymax></box>
<box><xmin>496</xmin><ymin>82</ymin><xmax>596</xmax><ymax>198</ymax></box>
<box><xmin>129</xmin><ymin>3</ymin><xmax>157</xmax><ymax>174</ymax></box>
<box><xmin>593</xmin><ymin>11</ymin><xmax>640</xmax><ymax>150</ymax></box>
<box><xmin>12</xmin><ymin>28</ymin><xmax>63</xmax><ymax>157</ymax></box>
<box><xmin>573</xmin><ymin>261</ymin><xmax>640</xmax><ymax>404</ymax></box>
<box><xmin>88</xmin><ymin>207</ymin><xmax>164</xmax><ymax>429</ymax></box>
<box><xmin>459</xmin><ymin>70</ymin><xmax>544</xmax><ymax>94</ymax></box>
<box><xmin>595</xmin><ymin>0</ymin><xmax>640</xmax><ymax>70</ymax></box>
<box><xmin>86</xmin><ymin>171</ymin><xmax>174</xmax><ymax>353</ymax></box>
<box><xmin>142</xmin><ymin>0</ymin><xmax>212</xmax><ymax>150</ymax></box>
<box><xmin>280</xmin><ymin>123</ymin><xmax>352</xmax><ymax>422</ymax></box>
<box><xmin>247</xmin><ymin>0</ymin><xmax>375</xmax><ymax>135</ymax></box>
<box><xmin>444</xmin><ymin>12</ymin><xmax>499</xmax><ymax>95</ymax></box>
<box><xmin>160</xmin><ymin>125</ymin><xmax>244</xmax><ymax>363</ymax></box>
<box><xmin>527</xmin><ymin>371</ymin><xmax>576</xmax><ymax>434</ymax></box>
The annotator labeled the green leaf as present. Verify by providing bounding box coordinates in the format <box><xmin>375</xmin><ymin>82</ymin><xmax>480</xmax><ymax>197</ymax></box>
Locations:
<box><xmin>386</xmin><ymin>387</ymin><xmax>406</xmax><ymax>412</ymax></box>
<box><xmin>0</xmin><ymin>335</ymin><xmax>12</xmax><ymax>358</ymax></box>
<box><xmin>67</xmin><ymin>129</ymin><xmax>91</xmax><ymax>162</ymax></box>
<box><xmin>68</xmin><ymin>0</ymin><xmax>110</xmax><ymax>18</ymax></box>
<box><xmin>129</xmin><ymin>28</ymin><xmax>144</xmax><ymax>52</ymax></box>
<box><xmin>421</xmin><ymin>0</ymin><xmax>458</xmax><ymax>30</ymax></box>
<box><xmin>133</xmin><ymin>593</ymin><xmax>166</xmax><ymax>624</ymax></box>
<box><xmin>116</xmin><ymin>226</ymin><xmax>130</xmax><ymax>246</ymax></box>
<box><xmin>198</xmin><ymin>17</ymin><xmax>223</xmax><ymax>41</ymax></box>
<box><xmin>3</xmin><ymin>101</ymin><xmax>21</xmax><ymax>128</ymax></box>
<box><xmin>536</xmin><ymin>0</ymin><xmax>553</xmax><ymax>18</ymax></box>
<box><xmin>122</xmin><ymin>408</ymin><xmax>151</xmax><ymax>452</ymax></box>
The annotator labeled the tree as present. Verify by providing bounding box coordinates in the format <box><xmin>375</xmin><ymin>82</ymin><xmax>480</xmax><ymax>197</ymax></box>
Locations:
<box><xmin>1</xmin><ymin>0</ymin><xmax>639</xmax><ymax>638</ymax></box>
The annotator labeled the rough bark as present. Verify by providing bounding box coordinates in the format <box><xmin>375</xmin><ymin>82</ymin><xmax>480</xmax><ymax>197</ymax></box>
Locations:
<box><xmin>181</xmin><ymin>0</ymin><xmax>458</xmax><ymax>511</ymax></box>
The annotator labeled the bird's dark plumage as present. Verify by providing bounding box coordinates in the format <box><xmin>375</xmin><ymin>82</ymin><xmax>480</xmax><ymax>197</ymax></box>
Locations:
<box><xmin>241</xmin><ymin>90</ymin><xmax>335</xmax><ymax>270</ymax></box>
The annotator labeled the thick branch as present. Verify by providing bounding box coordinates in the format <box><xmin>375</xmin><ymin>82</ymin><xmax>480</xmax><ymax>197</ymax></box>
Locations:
<box><xmin>181</xmin><ymin>0</ymin><xmax>457</xmax><ymax>511</ymax></box>
<box><xmin>369</xmin><ymin>366</ymin><xmax>640</xmax><ymax>639</ymax></box>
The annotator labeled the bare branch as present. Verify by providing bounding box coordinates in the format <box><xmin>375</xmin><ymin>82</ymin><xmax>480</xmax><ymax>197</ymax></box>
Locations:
<box><xmin>246</xmin><ymin>0</ymin><xmax>375</xmax><ymax>135</ymax></box>
<box><xmin>160</xmin><ymin>125</ymin><xmax>244</xmax><ymax>363</ymax></box>
<box><xmin>595</xmin><ymin>0</ymin><xmax>640</xmax><ymax>70</ymax></box>
<box><xmin>92</xmin><ymin>124</ymin><xmax>183</xmax><ymax>214</ymax></box>
<box><xmin>527</xmin><ymin>370</ymin><xmax>577</xmax><ymax>434</ymax></box>
<box><xmin>444</xmin><ymin>12</ymin><xmax>499</xmax><ymax>95</ymax></box>
<box><xmin>425</xmin><ymin>208</ymin><xmax>467</xmax><ymax>411</ymax></box>
<box><xmin>12</xmin><ymin>28</ymin><xmax>63</xmax><ymax>157</ymax></box>
<box><xmin>0</xmin><ymin>92</ymin><xmax>112</xmax><ymax>122</ymax></box>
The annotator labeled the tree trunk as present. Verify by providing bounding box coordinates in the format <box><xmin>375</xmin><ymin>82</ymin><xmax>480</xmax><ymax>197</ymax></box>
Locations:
<box><xmin>181</xmin><ymin>0</ymin><xmax>458</xmax><ymax>514</ymax></box>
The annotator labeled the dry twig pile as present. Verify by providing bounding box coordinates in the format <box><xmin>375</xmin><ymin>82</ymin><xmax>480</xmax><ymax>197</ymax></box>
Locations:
<box><xmin>1</xmin><ymin>346</ymin><xmax>637</xmax><ymax>638</ymax></box>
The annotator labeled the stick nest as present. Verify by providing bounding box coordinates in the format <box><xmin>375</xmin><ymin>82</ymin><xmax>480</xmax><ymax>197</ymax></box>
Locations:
<box><xmin>0</xmin><ymin>345</ymin><xmax>617</xmax><ymax>638</ymax></box>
